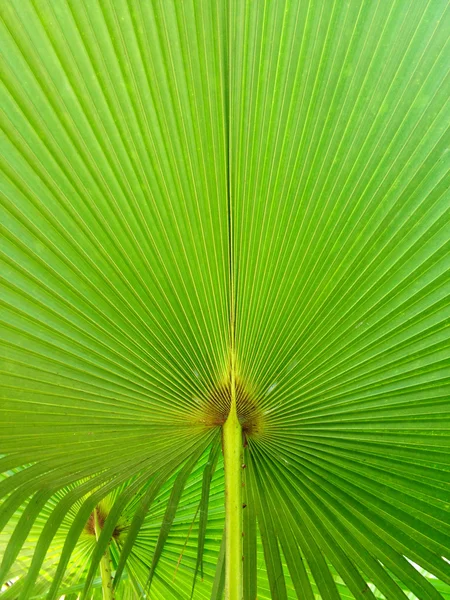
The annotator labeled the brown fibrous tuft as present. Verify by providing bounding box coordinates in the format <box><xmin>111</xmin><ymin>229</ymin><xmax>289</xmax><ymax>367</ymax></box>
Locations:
<box><xmin>84</xmin><ymin>506</ymin><xmax>127</xmax><ymax>540</ymax></box>
<box><xmin>194</xmin><ymin>376</ymin><xmax>265</xmax><ymax>439</ymax></box>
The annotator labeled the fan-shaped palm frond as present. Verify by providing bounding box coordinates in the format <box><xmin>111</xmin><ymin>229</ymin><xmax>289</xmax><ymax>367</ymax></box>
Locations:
<box><xmin>1</xmin><ymin>0</ymin><xmax>449</xmax><ymax>599</ymax></box>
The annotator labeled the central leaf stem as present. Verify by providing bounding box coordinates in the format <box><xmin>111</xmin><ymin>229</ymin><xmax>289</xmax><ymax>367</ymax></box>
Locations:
<box><xmin>223</xmin><ymin>349</ymin><xmax>243</xmax><ymax>599</ymax></box>
<box><xmin>225</xmin><ymin>9</ymin><xmax>241</xmax><ymax>585</ymax></box>
<box><xmin>94</xmin><ymin>508</ymin><xmax>115</xmax><ymax>600</ymax></box>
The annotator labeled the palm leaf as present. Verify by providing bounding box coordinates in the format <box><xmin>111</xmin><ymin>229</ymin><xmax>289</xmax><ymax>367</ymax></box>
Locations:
<box><xmin>1</xmin><ymin>0</ymin><xmax>449</xmax><ymax>598</ymax></box>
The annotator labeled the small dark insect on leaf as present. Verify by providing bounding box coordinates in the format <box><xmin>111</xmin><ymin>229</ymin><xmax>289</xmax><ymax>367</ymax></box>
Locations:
<box><xmin>242</xmin><ymin>503</ymin><xmax>247</xmax><ymax>509</ymax></box>
<box><xmin>241</xmin><ymin>464</ymin><xmax>247</xmax><ymax>469</ymax></box>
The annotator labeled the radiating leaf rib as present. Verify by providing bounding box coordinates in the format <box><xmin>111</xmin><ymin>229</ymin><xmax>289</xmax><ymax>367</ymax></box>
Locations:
<box><xmin>146</xmin><ymin>445</ymin><xmax>208</xmax><ymax>592</ymax></box>
<box><xmin>272</xmin><ymin>443</ymin><xmax>447</xmax><ymax>599</ymax></box>
<box><xmin>192</xmin><ymin>436</ymin><xmax>221</xmax><ymax>595</ymax></box>
<box><xmin>210</xmin><ymin>530</ymin><xmax>225</xmax><ymax>600</ymax></box>
<box><xmin>242</xmin><ymin>448</ymin><xmax>257</xmax><ymax>600</ymax></box>
<box><xmin>253</xmin><ymin>446</ymin><xmax>371</xmax><ymax>598</ymax></box>
<box><xmin>274</xmin><ymin>438</ymin><xmax>450</xmax><ymax>584</ymax></box>
<box><xmin>277</xmin><ymin>536</ymin><xmax>314</xmax><ymax>600</ymax></box>
<box><xmin>0</xmin><ymin>490</ymin><xmax>54</xmax><ymax>582</ymax></box>
<box><xmin>80</xmin><ymin>478</ymin><xmax>153</xmax><ymax>599</ymax></box>
<box><xmin>19</xmin><ymin>467</ymin><xmax>147</xmax><ymax>600</ymax></box>
<box><xmin>111</xmin><ymin>471</ymin><xmax>168</xmax><ymax>591</ymax></box>
<box><xmin>256</xmin><ymin>445</ymin><xmax>408</xmax><ymax>600</ymax></box>
<box><xmin>247</xmin><ymin>452</ymin><xmax>315</xmax><ymax>600</ymax></box>
<box><xmin>246</xmin><ymin>454</ymin><xmax>287</xmax><ymax>600</ymax></box>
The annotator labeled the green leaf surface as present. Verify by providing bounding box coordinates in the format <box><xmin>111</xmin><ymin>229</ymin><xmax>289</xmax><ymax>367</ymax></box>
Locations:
<box><xmin>1</xmin><ymin>0</ymin><xmax>450</xmax><ymax>597</ymax></box>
